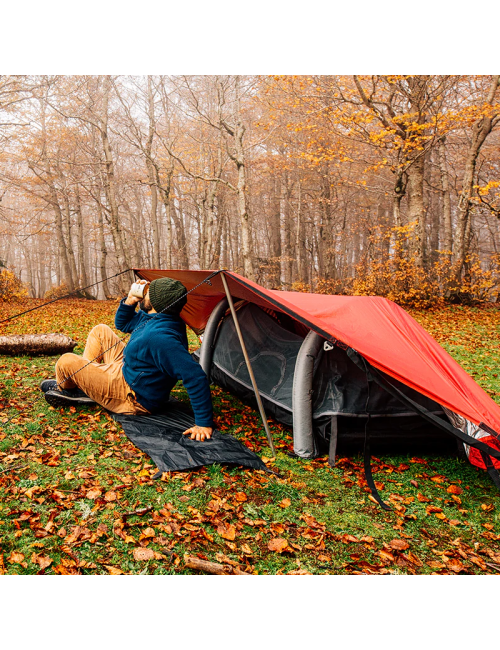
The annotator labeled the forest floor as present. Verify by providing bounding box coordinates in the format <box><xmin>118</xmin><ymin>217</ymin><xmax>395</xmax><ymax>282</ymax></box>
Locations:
<box><xmin>0</xmin><ymin>299</ymin><xmax>500</xmax><ymax>575</ymax></box>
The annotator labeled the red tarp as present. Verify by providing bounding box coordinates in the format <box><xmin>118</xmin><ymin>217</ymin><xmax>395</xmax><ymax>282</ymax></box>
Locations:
<box><xmin>135</xmin><ymin>268</ymin><xmax>500</xmax><ymax>459</ymax></box>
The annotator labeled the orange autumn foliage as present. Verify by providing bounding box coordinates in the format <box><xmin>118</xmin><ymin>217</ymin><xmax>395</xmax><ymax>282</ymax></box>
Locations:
<box><xmin>0</xmin><ymin>269</ymin><xmax>28</xmax><ymax>303</ymax></box>
<box><xmin>43</xmin><ymin>283</ymin><xmax>70</xmax><ymax>300</ymax></box>
<box><xmin>293</xmin><ymin>225</ymin><xmax>500</xmax><ymax>308</ymax></box>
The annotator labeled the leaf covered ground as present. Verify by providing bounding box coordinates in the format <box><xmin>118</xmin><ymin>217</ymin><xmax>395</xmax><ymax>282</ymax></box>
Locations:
<box><xmin>0</xmin><ymin>299</ymin><xmax>500</xmax><ymax>575</ymax></box>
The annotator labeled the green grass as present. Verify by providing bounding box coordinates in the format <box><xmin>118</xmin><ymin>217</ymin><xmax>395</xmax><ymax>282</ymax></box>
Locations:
<box><xmin>0</xmin><ymin>300</ymin><xmax>500</xmax><ymax>574</ymax></box>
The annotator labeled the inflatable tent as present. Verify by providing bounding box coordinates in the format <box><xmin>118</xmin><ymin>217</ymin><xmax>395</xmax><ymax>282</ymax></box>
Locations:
<box><xmin>133</xmin><ymin>268</ymin><xmax>500</xmax><ymax>490</ymax></box>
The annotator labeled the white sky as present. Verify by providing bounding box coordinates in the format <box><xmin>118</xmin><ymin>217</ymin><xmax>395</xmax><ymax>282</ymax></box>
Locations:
<box><xmin>3</xmin><ymin>0</ymin><xmax>498</xmax><ymax>74</ymax></box>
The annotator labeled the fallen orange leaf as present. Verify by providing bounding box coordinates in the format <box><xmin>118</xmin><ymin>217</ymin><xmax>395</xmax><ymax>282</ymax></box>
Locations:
<box><xmin>217</xmin><ymin>524</ymin><xmax>236</xmax><ymax>541</ymax></box>
<box><xmin>33</xmin><ymin>554</ymin><xmax>52</xmax><ymax>570</ymax></box>
<box><xmin>133</xmin><ymin>548</ymin><xmax>155</xmax><ymax>561</ymax></box>
<box><xmin>427</xmin><ymin>560</ymin><xmax>445</xmax><ymax>569</ymax></box>
<box><xmin>378</xmin><ymin>550</ymin><xmax>395</xmax><ymax>562</ymax></box>
<box><xmin>389</xmin><ymin>539</ymin><xmax>410</xmax><ymax>551</ymax></box>
<box><xmin>268</xmin><ymin>538</ymin><xmax>289</xmax><ymax>553</ymax></box>
<box><xmin>106</xmin><ymin>565</ymin><xmax>124</xmax><ymax>575</ymax></box>
<box><xmin>447</xmin><ymin>560</ymin><xmax>465</xmax><ymax>573</ymax></box>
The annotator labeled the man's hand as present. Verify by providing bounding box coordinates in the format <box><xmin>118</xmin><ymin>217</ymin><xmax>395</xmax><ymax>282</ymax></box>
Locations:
<box><xmin>182</xmin><ymin>426</ymin><xmax>213</xmax><ymax>442</ymax></box>
<box><xmin>125</xmin><ymin>281</ymin><xmax>147</xmax><ymax>306</ymax></box>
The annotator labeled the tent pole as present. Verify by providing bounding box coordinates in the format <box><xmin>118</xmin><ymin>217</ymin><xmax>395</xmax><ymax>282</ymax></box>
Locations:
<box><xmin>220</xmin><ymin>272</ymin><xmax>277</xmax><ymax>457</ymax></box>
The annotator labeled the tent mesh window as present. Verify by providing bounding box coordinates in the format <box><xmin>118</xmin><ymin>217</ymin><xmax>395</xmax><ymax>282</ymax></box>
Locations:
<box><xmin>198</xmin><ymin>302</ymin><xmax>455</xmax><ymax>453</ymax></box>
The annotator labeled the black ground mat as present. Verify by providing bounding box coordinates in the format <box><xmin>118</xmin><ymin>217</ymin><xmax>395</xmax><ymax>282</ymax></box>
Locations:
<box><xmin>113</xmin><ymin>398</ymin><xmax>267</xmax><ymax>476</ymax></box>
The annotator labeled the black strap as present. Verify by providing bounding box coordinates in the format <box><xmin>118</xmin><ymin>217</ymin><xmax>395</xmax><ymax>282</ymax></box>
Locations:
<box><xmin>328</xmin><ymin>415</ymin><xmax>338</xmax><ymax>467</ymax></box>
<box><xmin>363</xmin><ymin>411</ymin><xmax>391</xmax><ymax>510</ymax></box>
<box><xmin>359</xmin><ymin>356</ymin><xmax>391</xmax><ymax>510</ymax></box>
<box><xmin>480</xmin><ymin>451</ymin><xmax>500</xmax><ymax>490</ymax></box>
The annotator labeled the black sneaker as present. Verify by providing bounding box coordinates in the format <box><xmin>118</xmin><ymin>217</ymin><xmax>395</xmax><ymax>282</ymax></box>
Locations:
<box><xmin>40</xmin><ymin>379</ymin><xmax>58</xmax><ymax>393</ymax></box>
<box><xmin>41</xmin><ymin>379</ymin><xmax>92</xmax><ymax>400</ymax></box>
<box><xmin>44</xmin><ymin>388</ymin><xmax>95</xmax><ymax>407</ymax></box>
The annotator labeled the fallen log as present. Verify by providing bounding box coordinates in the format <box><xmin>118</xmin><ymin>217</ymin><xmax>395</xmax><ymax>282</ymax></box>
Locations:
<box><xmin>184</xmin><ymin>555</ymin><xmax>230</xmax><ymax>575</ymax></box>
<box><xmin>0</xmin><ymin>333</ymin><xmax>78</xmax><ymax>356</ymax></box>
<box><xmin>184</xmin><ymin>554</ymin><xmax>250</xmax><ymax>575</ymax></box>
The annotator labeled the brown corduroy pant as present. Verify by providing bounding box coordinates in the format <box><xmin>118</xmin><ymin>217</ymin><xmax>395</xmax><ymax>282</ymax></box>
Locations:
<box><xmin>55</xmin><ymin>324</ymin><xmax>149</xmax><ymax>415</ymax></box>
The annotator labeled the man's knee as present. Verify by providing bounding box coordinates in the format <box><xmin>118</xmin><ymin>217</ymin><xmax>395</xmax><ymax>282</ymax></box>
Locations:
<box><xmin>56</xmin><ymin>352</ymin><xmax>81</xmax><ymax>372</ymax></box>
<box><xmin>90</xmin><ymin>324</ymin><xmax>113</xmax><ymax>337</ymax></box>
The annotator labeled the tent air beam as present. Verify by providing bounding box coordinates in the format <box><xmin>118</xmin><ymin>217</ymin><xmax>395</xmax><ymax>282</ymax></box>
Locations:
<box><xmin>199</xmin><ymin>297</ymin><xmax>229</xmax><ymax>381</ymax></box>
<box><xmin>292</xmin><ymin>330</ymin><xmax>324</xmax><ymax>458</ymax></box>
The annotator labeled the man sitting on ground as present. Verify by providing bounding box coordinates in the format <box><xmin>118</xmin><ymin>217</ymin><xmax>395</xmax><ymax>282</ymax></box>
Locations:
<box><xmin>41</xmin><ymin>278</ymin><xmax>213</xmax><ymax>441</ymax></box>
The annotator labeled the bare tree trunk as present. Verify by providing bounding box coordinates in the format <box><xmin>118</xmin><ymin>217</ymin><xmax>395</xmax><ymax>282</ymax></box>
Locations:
<box><xmin>319</xmin><ymin>171</ymin><xmax>335</xmax><ymax>279</ymax></box>
<box><xmin>75</xmin><ymin>187</ymin><xmax>88</xmax><ymax>289</ymax></box>
<box><xmin>221</xmin><ymin>77</ymin><xmax>254</xmax><ymax>279</ymax></box>
<box><xmin>234</xmin><ymin>119</ymin><xmax>253</xmax><ymax>278</ymax></box>
<box><xmin>351</xmin><ymin>225</ymin><xmax>360</xmax><ymax>274</ymax></box>
<box><xmin>100</xmin><ymin>77</ymin><xmax>130</xmax><ymax>290</ymax></box>
<box><xmin>61</xmin><ymin>191</ymin><xmax>79</xmax><ymax>285</ymax></box>
<box><xmin>439</xmin><ymin>137</ymin><xmax>452</xmax><ymax>255</ymax></box>
<box><xmin>155</xmin><ymin>163</ymin><xmax>174</xmax><ymax>268</ymax></box>
<box><xmin>131</xmin><ymin>187</ymin><xmax>146</xmax><ymax>265</ymax></box>
<box><xmin>406</xmin><ymin>155</ymin><xmax>425</xmax><ymax>266</ymax></box>
<box><xmin>270</xmin><ymin>176</ymin><xmax>282</xmax><ymax>287</ymax></box>
<box><xmin>283</xmin><ymin>174</ymin><xmax>294</xmax><ymax>286</ymax></box>
<box><xmin>52</xmin><ymin>191</ymin><xmax>74</xmax><ymax>289</ymax></box>
<box><xmin>37</xmin><ymin>248</ymin><xmax>46</xmax><ymax>297</ymax></box>
<box><xmin>391</xmin><ymin>169</ymin><xmax>406</xmax><ymax>260</ymax></box>
<box><xmin>55</xmin><ymin>240</ymin><xmax>61</xmax><ymax>286</ymax></box>
<box><xmin>95</xmin><ymin>191</ymin><xmax>111</xmax><ymax>299</ymax></box>
<box><xmin>170</xmin><ymin>197</ymin><xmax>189</xmax><ymax>269</ymax></box>
<box><xmin>145</xmin><ymin>76</ymin><xmax>161</xmax><ymax>267</ymax></box>
<box><xmin>38</xmin><ymin>94</ymin><xmax>74</xmax><ymax>290</ymax></box>
<box><xmin>210</xmin><ymin>206</ymin><xmax>225</xmax><ymax>268</ymax></box>
<box><xmin>228</xmin><ymin>210</ymin><xmax>239</xmax><ymax>270</ymax></box>
<box><xmin>24</xmin><ymin>247</ymin><xmax>34</xmax><ymax>297</ymax></box>
<box><xmin>122</xmin><ymin>200</ymin><xmax>143</xmax><ymax>267</ymax></box>
<box><xmin>222</xmin><ymin>208</ymin><xmax>230</xmax><ymax>269</ymax></box>
<box><xmin>295</xmin><ymin>179</ymin><xmax>304</xmax><ymax>283</ymax></box>
<box><xmin>424</xmin><ymin>161</ymin><xmax>441</xmax><ymax>268</ymax></box>
<box><xmin>203</xmin><ymin>133</ymin><xmax>224</xmax><ymax>268</ymax></box>
<box><xmin>393</xmin><ymin>194</ymin><xmax>403</xmax><ymax>228</ymax></box>
<box><xmin>428</xmin><ymin>186</ymin><xmax>440</xmax><ymax>267</ymax></box>
<box><xmin>453</xmin><ymin>76</ymin><xmax>500</xmax><ymax>276</ymax></box>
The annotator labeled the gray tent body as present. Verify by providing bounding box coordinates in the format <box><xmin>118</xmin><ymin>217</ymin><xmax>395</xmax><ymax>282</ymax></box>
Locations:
<box><xmin>196</xmin><ymin>299</ymin><xmax>452</xmax><ymax>460</ymax></box>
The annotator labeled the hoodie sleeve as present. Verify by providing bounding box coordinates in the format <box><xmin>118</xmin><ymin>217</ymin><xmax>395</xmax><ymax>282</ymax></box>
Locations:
<box><xmin>115</xmin><ymin>298</ymin><xmax>145</xmax><ymax>334</ymax></box>
<box><xmin>151</xmin><ymin>338</ymin><xmax>214</xmax><ymax>427</ymax></box>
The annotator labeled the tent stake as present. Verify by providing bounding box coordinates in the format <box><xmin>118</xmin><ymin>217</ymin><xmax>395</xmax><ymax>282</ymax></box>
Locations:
<box><xmin>220</xmin><ymin>272</ymin><xmax>277</xmax><ymax>457</ymax></box>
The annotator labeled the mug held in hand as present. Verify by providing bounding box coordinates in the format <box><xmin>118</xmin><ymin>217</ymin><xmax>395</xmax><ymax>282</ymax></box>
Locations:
<box><xmin>130</xmin><ymin>281</ymin><xmax>150</xmax><ymax>299</ymax></box>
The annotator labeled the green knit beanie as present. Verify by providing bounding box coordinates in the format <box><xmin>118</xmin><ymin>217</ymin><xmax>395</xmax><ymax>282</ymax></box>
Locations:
<box><xmin>148</xmin><ymin>278</ymin><xmax>188</xmax><ymax>315</ymax></box>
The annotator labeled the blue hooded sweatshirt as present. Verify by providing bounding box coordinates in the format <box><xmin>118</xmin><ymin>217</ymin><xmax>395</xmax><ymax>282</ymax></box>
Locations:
<box><xmin>115</xmin><ymin>299</ymin><xmax>213</xmax><ymax>427</ymax></box>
